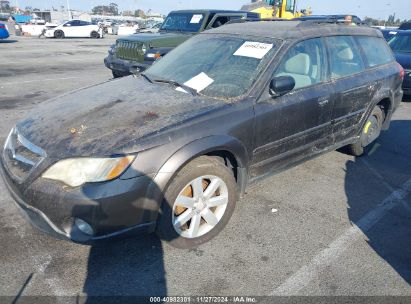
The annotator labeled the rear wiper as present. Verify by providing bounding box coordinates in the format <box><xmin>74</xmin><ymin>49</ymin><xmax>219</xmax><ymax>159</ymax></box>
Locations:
<box><xmin>152</xmin><ymin>78</ymin><xmax>199</xmax><ymax>96</ymax></box>
<box><xmin>141</xmin><ymin>73</ymin><xmax>153</xmax><ymax>83</ymax></box>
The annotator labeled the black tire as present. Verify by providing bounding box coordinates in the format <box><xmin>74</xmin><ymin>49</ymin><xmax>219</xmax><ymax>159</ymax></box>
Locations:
<box><xmin>112</xmin><ymin>70</ymin><xmax>124</xmax><ymax>78</ymax></box>
<box><xmin>348</xmin><ymin>106</ymin><xmax>385</xmax><ymax>157</ymax></box>
<box><xmin>54</xmin><ymin>30</ymin><xmax>64</xmax><ymax>39</ymax></box>
<box><xmin>91</xmin><ymin>31</ymin><xmax>100</xmax><ymax>39</ymax></box>
<box><xmin>156</xmin><ymin>156</ymin><xmax>237</xmax><ymax>249</ymax></box>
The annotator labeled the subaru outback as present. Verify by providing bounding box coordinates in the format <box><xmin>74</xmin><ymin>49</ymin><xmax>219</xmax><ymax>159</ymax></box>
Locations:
<box><xmin>1</xmin><ymin>20</ymin><xmax>403</xmax><ymax>248</ymax></box>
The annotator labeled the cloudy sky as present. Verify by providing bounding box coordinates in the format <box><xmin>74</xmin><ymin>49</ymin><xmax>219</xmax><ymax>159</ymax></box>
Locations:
<box><xmin>12</xmin><ymin>0</ymin><xmax>410</xmax><ymax>20</ymax></box>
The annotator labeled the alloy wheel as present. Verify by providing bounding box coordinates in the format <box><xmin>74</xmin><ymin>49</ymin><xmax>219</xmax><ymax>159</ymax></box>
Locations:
<box><xmin>172</xmin><ymin>175</ymin><xmax>229</xmax><ymax>239</ymax></box>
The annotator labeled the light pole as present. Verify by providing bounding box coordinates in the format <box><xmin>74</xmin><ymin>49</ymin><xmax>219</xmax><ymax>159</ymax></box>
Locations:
<box><xmin>66</xmin><ymin>0</ymin><xmax>72</xmax><ymax>20</ymax></box>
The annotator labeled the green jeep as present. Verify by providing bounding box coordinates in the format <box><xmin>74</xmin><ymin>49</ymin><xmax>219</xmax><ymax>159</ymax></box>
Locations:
<box><xmin>104</xmin><ymin>9</ymin><xmax>259</xmax><ymax>78</ymax></box>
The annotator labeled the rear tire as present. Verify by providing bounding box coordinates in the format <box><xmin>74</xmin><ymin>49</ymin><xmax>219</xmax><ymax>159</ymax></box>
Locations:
<box><xmin>91</xmin><ymin>31</ymin><xmax>100</xmax><ymax>39</ymax></box>
<box><xmin>348</xmin><ymin>106</ymin><xmax>385</xmax><ymax>156</ymax></box>
<box><xmin>54</xmin><ymin>30</ymin><xmax>64</xmax><ymax>39</ymax></box>
<box><xmin>156</xmin><ymin>156</ymin><xmax>237</xmax><ymax>249</ymax></box>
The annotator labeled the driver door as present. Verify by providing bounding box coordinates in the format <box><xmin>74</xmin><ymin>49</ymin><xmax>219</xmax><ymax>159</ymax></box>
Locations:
<box><xmin>251</xmin><ymin>38</ymin><xmax>334</xmax><ymax>178</ymax></box>
<box><xmin>63</xmin><ymin>20</ymin><xmax>76</xmax><ymax>37</ymax></box>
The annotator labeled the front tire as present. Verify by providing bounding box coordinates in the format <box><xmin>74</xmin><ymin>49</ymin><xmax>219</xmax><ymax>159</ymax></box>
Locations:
<box><xmin>156</xmin><ymin>156</ymin><xmax>237</xmax><ymax>249</ymax></box>
<box><xmin>112</xmin><ymin>70</ymin><xmax>125</xmax><ymax>78</ymax></box>
<box><xmin>348</xmin><ymin>106</ymin><xmax>385</xmax><ymax>156</ymax></box>
<box><xmin>54</xmin><ymin>30</ymin><xmax>64</xmax><ymax>39</ymax></box>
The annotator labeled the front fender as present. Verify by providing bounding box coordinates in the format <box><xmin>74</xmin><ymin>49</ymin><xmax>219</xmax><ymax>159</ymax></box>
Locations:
<box><xmin>154</xmin><ymin>135</ymin><xmax>250</xmax><ymax>194</ymax></box>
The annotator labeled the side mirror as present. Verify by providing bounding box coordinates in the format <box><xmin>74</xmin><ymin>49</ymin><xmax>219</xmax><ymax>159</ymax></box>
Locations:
<box><xmin>269</xmin><ymin>76</ymin><xmax>295</xmax><ymax>97</ymax></box>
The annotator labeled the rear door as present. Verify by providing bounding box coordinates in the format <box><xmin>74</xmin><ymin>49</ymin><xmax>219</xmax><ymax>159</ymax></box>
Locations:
<box><xmin>79</xmin><ymin>21</ymin><xmax>93</xmax><ymax>37</ymax></box>
<box><xmin>251</xmin><ymin>38</ymin><xmax>334</xmax><ymax>178</ymax></box>
<box><xmin>325</xmin><ymin>35</ymin><xmax>372</xmax><ymax>143</ymax></box>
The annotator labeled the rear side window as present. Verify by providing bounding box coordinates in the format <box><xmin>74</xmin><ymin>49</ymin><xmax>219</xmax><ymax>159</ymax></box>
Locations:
<box><xmin>326</xmin><ymin>36</ymin><xmax>365</xmax><ymax>79</ymax></box>
<box><xmin>356</xmin><ymin>36</ymin><xmax>394</xmax><ymax>67</ymax></box>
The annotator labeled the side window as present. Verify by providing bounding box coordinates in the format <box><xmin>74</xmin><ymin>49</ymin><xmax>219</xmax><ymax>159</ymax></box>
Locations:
<box><xmin>274</xmin><ymin>38</ymin><xmax>326</xmax><ymax>90</ymax></box>
<box><xmin>326</xmin><ymin>36</ymin><xmax>365</xmax><ymax>79</ymax></box>
<box><xmin>211</xmin><ymin>16</ymin><xmax>229</xmax><ymax>28</ymax></box>
<box><xmin>68</xmin><ymin>20</ymin><xmax>80</xmax><ymax>26</ymax></box>
<box><xmin>356</xmin><ymin>36</ymin><xmax>394</xmax><ymax>67</ymax></box>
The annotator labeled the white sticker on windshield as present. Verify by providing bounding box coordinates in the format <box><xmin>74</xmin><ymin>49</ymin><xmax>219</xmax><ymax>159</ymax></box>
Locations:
<box><xmin>176</xmin><ymin>72</ymin><xmax>214</xmax><ymax>93</ymax></box>
<box><xmin>190</xmin><ymin>14</ymin><xmax>203</xmax><ymax>24</ymax></box>
<box><xmin>234</xmin><ymin>42</ymin><xmax>273</xmax><ymax>59</ymax></box>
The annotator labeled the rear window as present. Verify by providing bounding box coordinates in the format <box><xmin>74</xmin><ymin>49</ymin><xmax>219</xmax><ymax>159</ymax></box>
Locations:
<box><xmin>356</xmin><ymin>36</ymin><xmax>394</xmax><ymax>67</ymax></box>
<box><xmin>326</xmin><ymin>36</ymin><xmax>365</xmax><ymax>79</ymax></box>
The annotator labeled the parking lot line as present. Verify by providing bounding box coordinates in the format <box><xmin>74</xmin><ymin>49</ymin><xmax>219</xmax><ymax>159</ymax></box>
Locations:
<box><xmin>1</xmin><ymin>77</ymin><xmax>80</xmax><ymax>86</ymax></box>
<box><xmin>272</xmin><ymin>174</ymin><xmax>411</xmax><ymax>295</ymax></box>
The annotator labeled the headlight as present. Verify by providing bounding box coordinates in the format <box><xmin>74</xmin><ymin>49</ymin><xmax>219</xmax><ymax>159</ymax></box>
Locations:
<box><xmin>42</xmin><ymin>156</ymin><xmax>135</xmax><ymax>187</ymax></box>
<box><xmin>108</xmin><ymin>44</ymin><xmax>116</xmax><ymax>55</ymax></box>
<box><xmin>142</xmin><ymin>44</ymin><xmax>148</xmax><ymax>54</ymax></box>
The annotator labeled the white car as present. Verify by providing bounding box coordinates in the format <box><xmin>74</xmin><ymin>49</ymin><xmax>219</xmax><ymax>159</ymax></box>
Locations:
<box><xmin>45</xmin><ymin>20</ymin><xmax>102</xmax><ymax>39</ymax></box>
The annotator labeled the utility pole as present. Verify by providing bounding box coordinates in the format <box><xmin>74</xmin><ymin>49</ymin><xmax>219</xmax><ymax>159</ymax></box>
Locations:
<box><xmin>66</xmin><ymin>0</ymin><xmax>72</xmax><ymax>20</ymax></box>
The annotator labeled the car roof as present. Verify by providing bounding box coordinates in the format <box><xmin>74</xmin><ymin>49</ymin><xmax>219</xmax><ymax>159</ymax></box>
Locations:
<box><xmin>169</xmin><ymin>9</ymin><xmax>255</xmax><ymax>15</ymax></box>
<box><xmin>206</xmin><ymin>20</ymin><xmax>383</xmax><ymax>40</ymax></box>
<box><xmin>396</xmin><ymin>30</ymin><xmax>411</xmax><ymax>36</ymax></box>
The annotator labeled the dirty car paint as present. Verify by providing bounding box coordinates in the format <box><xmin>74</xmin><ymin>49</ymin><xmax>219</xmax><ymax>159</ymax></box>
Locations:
<box><xmin>16</xmin><ymin>76</ymin><xmax>224</xmax><ymax>158</ymax></box>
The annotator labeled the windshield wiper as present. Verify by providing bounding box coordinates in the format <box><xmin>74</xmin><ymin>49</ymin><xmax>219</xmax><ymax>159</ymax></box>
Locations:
<box><xmin>152</xmin><ymin>78</ymin><xmax>199</xmax><ymax>96</ymax></box>
<box><xmin>141</xmin><ymin>73</ymin><xmax>153</xmax><ymax>83</ymax></box>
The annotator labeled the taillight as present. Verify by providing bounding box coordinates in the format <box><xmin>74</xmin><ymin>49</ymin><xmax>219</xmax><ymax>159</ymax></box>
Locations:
<box><xmin>398</xmin><ymin>63</ymin><xmax>405</xmax><ymax>80</ymax></box>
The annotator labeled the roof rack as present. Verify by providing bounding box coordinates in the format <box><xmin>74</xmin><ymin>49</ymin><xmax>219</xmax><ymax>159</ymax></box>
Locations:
<box><xmin>226</xmin><ymin>17</ymin><xmax>368</xmax><ymax>27</ymax></box>
<box><xmin>296</xmin><ymin>18</ymin><xmax>368</xmax><ymax>27</ymax></box>
<box><xmin>226</xmin><ymin>18</ymin><xmax>290</xmax><ymax>25</ymax></box>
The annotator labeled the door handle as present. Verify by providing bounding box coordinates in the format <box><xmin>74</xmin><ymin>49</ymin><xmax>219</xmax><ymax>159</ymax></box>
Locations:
<box><xmin>318</xmin><ymin>99</ymin><xmax>329</xmax><ymax>107</ymax></box>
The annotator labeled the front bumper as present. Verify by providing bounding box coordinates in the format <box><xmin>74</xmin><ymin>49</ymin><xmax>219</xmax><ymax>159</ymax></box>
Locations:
<box><xmin>0</xmin><ymin>158</ymin><xmax>159</xmax><ymax>244</ymax></box>
<box><xmin>44</xmin><ymin>30</ymin><xmax>55</xmax><ymax>38</ymax></box>
<box><xmin>104</xmin><ymin>53</ymin><xmax>152</xmax><ymax>75</ymax></box>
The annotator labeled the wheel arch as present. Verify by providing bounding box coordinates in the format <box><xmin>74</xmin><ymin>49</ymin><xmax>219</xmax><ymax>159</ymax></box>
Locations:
<box><xmin>360</xmin><ymin>92</ymin><xmax>394</xmax><ymax>134</ymax></box>
<box><xmin>155</xmin><ymin>135</ymin><xmax>250</xmax><ymax>196</ymax></box>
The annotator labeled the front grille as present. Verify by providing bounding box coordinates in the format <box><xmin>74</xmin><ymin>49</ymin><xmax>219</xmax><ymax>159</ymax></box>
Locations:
<box><xmin>2</xmin><ymin>128</ymin><xmax>46</xmax><ymax>182</ymax></box>
<box><xmin>116</xmin><ymin>40</ymin><xmax>145</xmax><ymax>61</ymax></box>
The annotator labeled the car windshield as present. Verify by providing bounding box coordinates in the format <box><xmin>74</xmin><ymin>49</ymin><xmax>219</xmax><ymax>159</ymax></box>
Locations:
<box><xmin>389</xmin><ymin>34</ymin><xmax>411</xmax><ymax>53</ymax></box>
<box><xmin>145</xmin><ymin>34</ymin><xmax>279</xmax><ymax>99</ymax></box>
<box><xmin>160</xmin><ymin>13</ymin><xmax>205</xmax><ymax>32</ymax></box>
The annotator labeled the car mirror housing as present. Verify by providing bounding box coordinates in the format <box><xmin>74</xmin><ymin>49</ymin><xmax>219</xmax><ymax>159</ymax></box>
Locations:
<box><xmin>269</xmin><ymin>76</ymin><xmax>295</xmax><ymax>97</ymax></box>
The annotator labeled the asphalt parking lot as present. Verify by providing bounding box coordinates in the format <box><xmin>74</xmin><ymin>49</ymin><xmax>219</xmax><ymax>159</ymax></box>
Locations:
<box><xmin>0</xmin><ymin>36</ymin><xmax>410</xmax><ymax>300</ymax></box>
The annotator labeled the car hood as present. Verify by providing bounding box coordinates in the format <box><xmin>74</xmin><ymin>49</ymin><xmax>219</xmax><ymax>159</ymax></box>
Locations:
<box><xmin>118</xmin><ymin>31</ymin><xmax>193</xmax><ymax>47</ymax></box>
<box><xmin>395</xmin><ymin>52</ymin><xmax>411</xmax><ymax>70</ymax></box>
<box><xmin>15</xmin><ymin>76</ymin><xmax>223</xmax><ymax>158</ymax></box>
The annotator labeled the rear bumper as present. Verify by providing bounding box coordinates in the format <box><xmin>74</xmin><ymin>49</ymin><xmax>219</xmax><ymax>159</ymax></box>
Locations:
<box><xmin>403</xmin><ymin>73</ymin><xmax>411</xmax><ymax>95</ymax></box>
<box><xmin>0</xmin><ymin>158</ymin><xmax>158</xmax><ymax>244</ymax></box>
<box><xmin>104</xmin><ymin>54</ymin><xmax>152</xmax><ymax>75</ymax></box>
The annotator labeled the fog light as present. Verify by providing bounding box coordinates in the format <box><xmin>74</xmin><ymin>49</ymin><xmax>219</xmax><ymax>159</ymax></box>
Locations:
<box><xmin>74</xmin><ymin>218</ymin><xmax>94</xmax><ymax>236</ymax></box>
